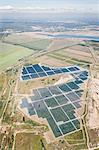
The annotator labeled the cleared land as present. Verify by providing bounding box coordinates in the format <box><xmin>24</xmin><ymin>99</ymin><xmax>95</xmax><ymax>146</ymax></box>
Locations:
<box><xmin>47</xmin><ymin>44</ymin><xmax>94</xmax><ymax>66</ymax></box>
<box><xmin>15</xmin><ymin>133</ymin><xmax>43</xmax><ymax>150</ymax></box>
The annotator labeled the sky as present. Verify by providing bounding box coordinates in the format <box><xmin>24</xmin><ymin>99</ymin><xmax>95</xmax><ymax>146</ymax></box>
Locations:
<box><xmin>0</xmin><ymin>0</ymin><xmax>99</xmax><ymax>13</ymax></box>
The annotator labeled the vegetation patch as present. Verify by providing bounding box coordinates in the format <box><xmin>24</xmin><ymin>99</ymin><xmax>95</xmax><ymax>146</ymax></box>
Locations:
<box><xmin>0</xmin><ymin>42</ymin><xmax>34</xmax><ymax>71</ymax></box>
<box><xmin>15</xmin><ymin>133</ymin><xmax>44</xmax><ymax>150</ymax></box>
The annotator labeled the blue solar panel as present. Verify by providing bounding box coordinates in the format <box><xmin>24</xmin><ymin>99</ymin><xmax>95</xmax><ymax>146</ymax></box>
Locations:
<box><xmin>67</xmin><ymin>67</ymin><xmax>76</xmax><ymax>72</ymax></box>
<box><xmin>74</xmin><ymin>66</ymin><xmax>80</xmax><ymax>71</ymax></box>
<box><xmin>42</xmin><ymin>66</ymin><xmax>51</xmax><ymax>71</ymax></box>
<box><xmin>26</xmin><ymin>66</ymin><xmax>36</xmax><ymax>74</ymax></box>
<box><xmin>22</xmin><ymin>75</ymin><xmax>31</xmax><ymax>80</ymax></box>
<box><xmin>67</xmin><ymin>82</ymin><xmax>79</xmax><ymax>90</ymax></box>
<box><xmin>58</xmin><ymin>84</ymin><xmax>71</xmax><ymax>92</ymax></box>
<box><xmin>30</xmin><ymin>73</ymin><xmax>39</xmax><ymax>79</ymax></box>
<box><xmin>79</xmin><ymin>74</ymin><xmax>88</xmax><ymax>81</ymax></box>
<box><xmin>21</xmin><ymin>64</ymin><xmax>87</xmax><ymax>81</ymax></box>
<box><xmin>22</xmin><ymin>67</ymin><xmax>28</xmax><ymax>75</ymax></box>
<box><xmin>53</xmin><ymin>69</ymin><xmax>62</xmax><ymax>74</ymax></box>
<box><xmin>82</xmin><ymin>71</ymin><xmax>89</xmax><ymax>76</ymax></box>
<box><xmin>61</xmin><ymin>68</ymin><xmax>69</xmax><ymax>73</ymax></box>
<box><xmin>75</xmin><ymin>78</ymin><xmax>83</xmax><ymax>84</ymax></box>
<box><xmin>46</xmin><ymin>71</ymin><xmax>55</xmax><ymax>76</ymax></box>
<box><xmin>38</xmin><ymin>72</ymin><xmax>47</xmax><ymax>77</ymax></box>
<box><xmin>33</xmin><ymin>64</ymin><xmax>43</xmax><ymax>72</ymax></box>
<box><xmin>75</xmin><ymin>90</ymin><xmax>83</xmax><ymax>97</ymax></box>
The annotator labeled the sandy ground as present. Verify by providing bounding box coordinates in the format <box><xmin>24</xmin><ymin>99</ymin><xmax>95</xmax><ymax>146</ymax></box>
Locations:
<box><xmin>18</xmin><ymin>75</ymin><xmax>61</xmax><ymax>94</ymax></box>
<box><xmin>87</xmin><ymin>79</ymin><xmax>99</xmax><ymax>129</ymax></box>
<box><xmin>54</xmin><ymin>74</ymin><xmax>73</xmax><ymax>85</ymax></box>
<box><xmin>17</xmin><ymin>32</ymin><xmax>49</xmax><ymax>39</ymax></box>
<box><xmin>36</xmin><ymin>55</ymin><xmax>71</xmax><ymax>67</ymax></box>
<box><xmin>47</xmin><ymin>38</ymin><xmax>82</xmax><ymax>51</ymax></box>
<box><xmin>69</xmin><ymin>45</ymin><xmax>91</xmax><ymax>53</ymax></box>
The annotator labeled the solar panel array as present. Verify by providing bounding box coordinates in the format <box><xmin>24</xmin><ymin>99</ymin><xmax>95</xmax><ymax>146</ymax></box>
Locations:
<box><xmin>20</xmin><ymin>69</ymin><xmax>89</xmax><ymax>137</ymax></box>
<box><xmin>21</xmin><ymin>64</ymin><xmax>80</xmax><ymax>81</ymax></box>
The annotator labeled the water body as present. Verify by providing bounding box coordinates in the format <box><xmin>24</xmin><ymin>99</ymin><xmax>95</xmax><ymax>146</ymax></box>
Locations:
<box><xmin>47</xmin><ymin>34</ymin><xmax>99</xmax><ymax>40</ymax></box>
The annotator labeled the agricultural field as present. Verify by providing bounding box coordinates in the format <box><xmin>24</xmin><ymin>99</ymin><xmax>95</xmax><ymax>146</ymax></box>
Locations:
<box><xmin>0</xmin><ymin>32</ymin><xmax>52</xmax><ymax>72</ymax></box>
<box><xmin>15</xmin><ymin>133</ymin><xmax>44</xmax><ymax>150</ymax></box>
<box><xmin>0</xmin><ymin>41</ymin><xmax>34</xmax><ymax>71</ymax></box>
<box><xmin>64</xmin><ymin>130</ymin><xmax>87</xmax><ymax>150</ymax></box>
<box><xmin>47</xmin><ymin>38</ymin><xmax>82</xmax><ymax>51</ymax></box>
<box><xmin>20</xmin><ymin>39</ymin><xmax>51</xmax><ymax>51</ymax></box>
<box><xmin>4</xmin><ymin>33</ymin><xmax>37</xmax><ymax>44</ymax></box>
<box><xmin>34</xmin><ymin>40</ymin><xmax>95</xmax><ymax>68</ymax></box>
<box><xmin>47</xmin><ymin>44</ymin><xmax>93</xmax><ymax>66</ymax></box>
<box><xmin>4</xmin><ymin>33</ymin><xmax>52</xmax><ymax>50</ymax></box>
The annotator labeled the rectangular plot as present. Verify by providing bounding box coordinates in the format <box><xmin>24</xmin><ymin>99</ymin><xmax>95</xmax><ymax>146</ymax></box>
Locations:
<box><xmin>33</xmin><ymin>101</ymin><xmax>50</xmax><ymax>118</ymax></box>
<box><xmin>38</xmin><ymin>72</ymin><xmax>47</xmax><ymax>77</ymax></box>
<box><xmin>59</xmin><ymin>122</ymin><xmax>76</xmax><ymax>135</ymax></box>
<box><xmin>48</xmin><ymin>86</ymin><xmax>62</xmax><ymax>95</ymax></box>
<box><xmin>73</xmin><ymin>101</ymin><xmax>81</xmax><ymax>108</ymax></box>
<box><xmin>42</xmin><ymin>66</ymin><xmax>51</xmax><ymax>71</ymax></box>
<box><xmin>51</xmin><ymin>107</ymin><xmax>69</xmax><ymax>123</ymax></box>
<box><xmin>33</xmin><ymin>64</ymin><xmax>43</xmax><ymax>72</ymax></box>
<box><xmin>74</xmin><ymin>66</ymin><xmax>80</xmax><ymax>71</ymax></box>
<box><xmin>27</xmin><ymin>104</ymin><xmax>35</xmax><ymax>116</ymax></box>
<box><xmin>38</xmin><ymin>88</ymin><xmax>52</xmax><ymax>98</ymax></box>
<box><xmin>55</xmin><ymin>95</ymin><xmax>69</xmax><ymax>105</ymax></box>
<box><xmin>62</xmin><ymin>103</ymin><xmax>75</xmax><ymax>112</ymax></box>
<box><xmin>30</xmin><ymin>90</ymin><xmax>42</xmax><ymax>101</ymax></box>
<box><xmin>75</xmin><ymin>78</ymin><xmax>83</xmax><ymax>84</ymax></box>
<box><xmin>30</xmin><ymin>95</ymin><xmax>41</xmax><ymax>101</ymax></box>
<box><xmin>66</xmin><ymin>92</ymin><xmax>79</xmax><ymax>102</ymax></box>
<box><xmin>22</xmin><ymin>75</ymin><xmax>31</xmax><ymax>80</ymax></box>
<box><xmin>61</xmin><ymin>68</ymin><xmax>69</xmax><ymax>73</ymax></box>
<box><xmin>75</xmin><ymin>90</ymin><xmax>83</xmax><ymax>97</ymax></box>
<box><xmin>72</xmin><ymin>119</ymin><xmax>80</xmax><ymax>129</ymax></box>
<box><xmin>58</xmin><ymin>84</ymin><xmax>71</xmax><ymax>93</ymax></box>
<box><xmin>30</xmin><ymin>73</ymin><xmax>39</xmax><ymax>79</ymax></box>
<box><xmin>67</xmin><ymin>67</ymin><xmax>77</xmax><ymax>72</ymax></box>
<box><xmin>81</xmin><ymin>71</ymin><xmax>89</xmax><ymax>77</ymax></box>
<box><xmin>46</xmin><ymin>71</ymin><xmax>55</xmax><ymax>76</ymax></box>
<box><xmin>66</xmin><ymin>110</ymin><xmax>76</xmax><ymax>120</ymax></box>
<box><xmin>53</xmin><ymin>69</ymin><xmax>62</xmax><ymax>74</ymax></box>
<box><xmin>47</xmin><ymin>116</ymin><xmax>62</xmax><ymax>137</ymax></box>
<box><xmin>79</xmin><ymin>74</ymin><xmax>88</xmax><ymax>81</ymax></box>
<box><xmin>67</xmin><ymin>82</ymin><xmax>79</xmax><ymax>90</ymax></box>
<box><xmin>26</xmin><ymin>66</ymin><xmax>36</xmax><ymax>74</ymax></box>
<box><xmin>45</xmin><ymin>97</ymin><xmax>59</xmax><ymax>108</ymax></box>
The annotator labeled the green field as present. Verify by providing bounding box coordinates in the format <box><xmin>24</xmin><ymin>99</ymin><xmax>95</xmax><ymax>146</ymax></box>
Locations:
<box><xmin>65</xmin><ymin>130</ymin><xmax>85</xmax><ymax>145</ymax></box>
<box><xmin>0</xmin><ymin>42</ymin><xmax>34</xmax><ymax>71</ymax></box>
<box><xmin>20</xmin><ymin>39</ymin><xmax>51</xmax><ymax>50</ymax></box>
<box><xmin>4</xmin><ymin>34</ymin><xmax>39</xmax><ymax>44</ymax></box>
<box><xmin>4</xmin><ymin>34</ymin><xmax>51</xmax><ymax>50</ymax></box>
<box><xmin>0</xmin><ymin>33</ymin><xmax>51</xmax><ymax>72</ymax></box>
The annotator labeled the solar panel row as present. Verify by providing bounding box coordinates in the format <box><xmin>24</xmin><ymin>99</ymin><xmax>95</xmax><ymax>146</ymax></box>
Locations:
<box><xmin>20</xmin><ymin>78</ymin><xmax>85</xmax><ymax>137</ymax></box>
<box><xmin>20</xmin><ymin>65</ymin><xmax>89</xmax><ymax>137</ymax></box>
<box><xmin>21</xmin><ymin>64</ymin><xmax>80</xmax><ymax>80</ymax></box>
